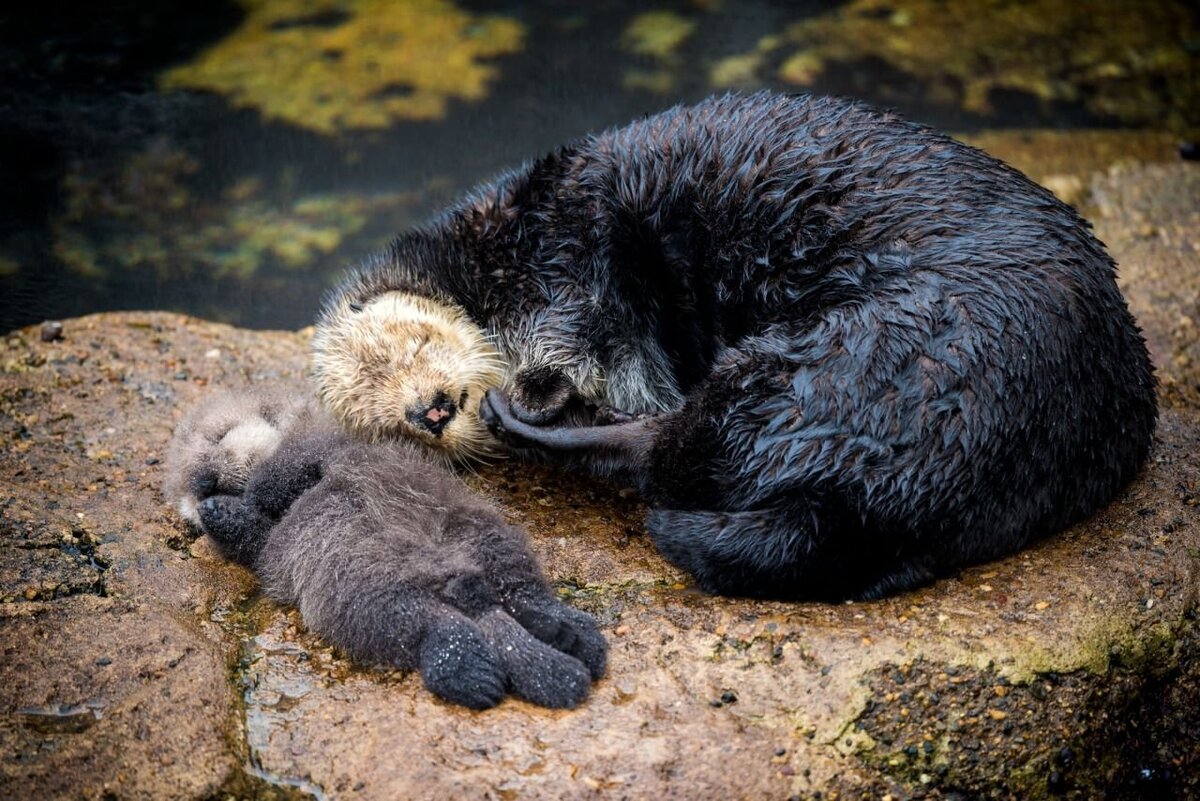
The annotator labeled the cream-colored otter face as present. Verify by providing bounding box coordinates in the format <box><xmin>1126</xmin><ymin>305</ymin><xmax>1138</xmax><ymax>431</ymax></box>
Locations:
<box><xmin>311</xmin><ymin>292</ymin><xmax>505</xmax><ymax>462</ymax></box>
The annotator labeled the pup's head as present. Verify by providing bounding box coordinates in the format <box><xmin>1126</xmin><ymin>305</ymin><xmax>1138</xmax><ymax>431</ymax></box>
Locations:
<box><xmin>311</xmin><ymin>291</ymin><xmax>505</xmax><ymax>462</ymax></box>
<box><xmin>164</xmin><ymin>389</ymin><xmax>315</xmax><ymax>527</ymax></box>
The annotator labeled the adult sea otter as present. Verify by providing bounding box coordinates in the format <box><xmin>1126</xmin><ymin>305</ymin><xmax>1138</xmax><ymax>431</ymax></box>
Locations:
<box><xmin>312</xmin><ymin>92</ymin><xmax>1157</xmax><ymax>600</ymax></box>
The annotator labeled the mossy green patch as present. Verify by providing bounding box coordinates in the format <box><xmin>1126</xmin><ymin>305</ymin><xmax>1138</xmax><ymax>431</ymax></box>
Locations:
<box><xmin>621</xmin><ymin>11</ymin><xmax>696</xmax><ymax>59</ymax></box>
<box><xmin>51</xmin><ymin>145</ymin><xmax>419</xmax><ymax>283</ymax></box>
<box><xmin>711</xmin><ymin>0</ymin><xmax>1200</xmax><ymax>128</ymax></box>
<box><xmin>160</xmin><ymin>0</ymin><xmax>524</xmax><ymax>134</ymax></box>
<box><xmin>620</xmin><ymin>10</ymin><xmax>697</xmax><ymax>94</ymax></box>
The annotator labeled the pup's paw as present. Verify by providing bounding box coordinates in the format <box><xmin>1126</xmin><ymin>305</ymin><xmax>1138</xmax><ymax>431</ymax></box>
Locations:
<box><xmin>197</xmin><ymin>495</ymin><xmax>242</xmax><ymax>538</ymax></box>
<box><xmin>419</xmin><ymin>619</ymin><xmax>505</xmax><ymax>710</ymax></box>
<box><xmin>476</xmin><ymin>609</ymin><xmax>594</xmax><ymax>709</ymax></box>
<box><xmin>188</xmin><ymin>467</ymin><xmax>221</xmax><ymax>500</ymax></box>
<box><xmin>511</xmin><ymin>601</ymin><xmax>608</xmax><ymax>680</ymax></box>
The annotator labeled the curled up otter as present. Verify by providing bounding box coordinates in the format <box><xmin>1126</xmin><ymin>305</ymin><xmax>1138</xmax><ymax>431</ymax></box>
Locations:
<box><xmin>312</xmin><ymin>92</ymin><xmax>1158</xmax><ymax>601</ymax></box>
<box><xmin>164</xmin><ymin>388</ymin><xmax>606</xmax><ymax>710</ymax></box>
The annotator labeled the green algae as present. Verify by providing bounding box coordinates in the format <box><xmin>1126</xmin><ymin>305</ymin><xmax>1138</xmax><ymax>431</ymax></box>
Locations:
<box><xmin>620</xmin><ymin>10</ymin><xmax>698</xmax><ymax>94</ymax></box>
<box><xmin>710</xmin><ymin>0</ymin><xmax>1200</xmax><ymax>128</ymax></box>
<box><xmin>51</xmin><ymin>144</ymin><xmax>419</xmax><ymax>283</ymax></box>
<box><xmin>160</xmin><ymin>0</ymin><xmax>525</xmax><ymax>135</ymax></box>
<box><xmin>621</xmin><ymin>11</ymin><xmax>696</xmax><ymax>59</ymax></box>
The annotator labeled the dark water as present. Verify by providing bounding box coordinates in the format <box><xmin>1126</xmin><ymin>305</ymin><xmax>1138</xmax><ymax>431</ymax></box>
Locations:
<box><xmin>1</xmin><ymin>0</ymin><xmax>1196</xmax><ymax>333</ymax></box>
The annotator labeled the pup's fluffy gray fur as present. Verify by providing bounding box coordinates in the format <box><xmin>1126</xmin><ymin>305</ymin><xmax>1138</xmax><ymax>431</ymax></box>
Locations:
<box><xmin>163</xmin><ymin>387</ymin><xmax>606</xmax><ymax>710</ymax></box>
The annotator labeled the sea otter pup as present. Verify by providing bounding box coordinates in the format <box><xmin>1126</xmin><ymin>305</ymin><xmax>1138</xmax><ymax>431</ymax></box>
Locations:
<box><xmin>312</xmin><ymin>92</ymin><xmax>1157</xmax><ymax>601</ymax></box>
<box><xmin>164</xmin><ymin>388</ymin><xmax>607</xmax><ymax>709</ymax></box>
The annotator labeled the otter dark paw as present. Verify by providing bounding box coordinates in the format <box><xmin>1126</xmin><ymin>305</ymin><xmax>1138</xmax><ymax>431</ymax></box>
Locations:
<box><xmin>510</xmin><ymin>601</ymin><xmax>608</xmax><ymax>680</ymax></box>
<box><xmin>188</xmin><ymin>467</ymin><xmax>220</xmax><ymax>500</ymax></box>
<box><xmin>482</xmin><ymin>389</ymin><xmax>617</xmax><ymax>453</ymax></box>
<box><xmin>595</xmin><ymin>407</ymin><xmax>660</xmax><ymax>425</ymax></box>
<box><xmin>508</xmin><ymin>367</ymin><xmax>578</xmax><ymax>425</ymax></box>
<box><xmin>419</xmin><ymin>620</ymin><xmax>505</xmax><ymax>710</ymax></box>
<box><xmin>475</xmin><ymin>609</ymin><xmax>593</xmax><ymax>709</ymax></box>
<box><xmin>197</xmin><ymin>494</ymin><xmax>271</xmax><ymax>567</ymax></box>
<box><xmin>197</xmin><ymin>495</ymin><xmax>243</xmax><ymax>539</ymax></box>
<box><xmin>593</xmin><ymin>405</ymin><xmax>635</xmax><ymax>425</ymax></box>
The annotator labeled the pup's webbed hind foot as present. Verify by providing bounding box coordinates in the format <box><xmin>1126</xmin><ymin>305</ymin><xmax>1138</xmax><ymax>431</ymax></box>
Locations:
<box><xmin>475</xmin><ymin>609</ymin><xmax>592</xmax><ymax>709</ymax></box>
<box><xmin>427</xmin><ymin>547</ymin><xmax>605</xmax><ymax>707</ymax></box>
<box><xmin>417</xmin><ymin>602</ymin><xmax>600</xmax><ymax>709</ymax></box>
<box><xmin>418</xmin><ymin>617</ymin><xmax>505</xmax><ymax>710</ymax></box>
<box><xmin>507</xmin><ymin>598</ymin><xmax>607</xmax><ymax>680</ymax></box>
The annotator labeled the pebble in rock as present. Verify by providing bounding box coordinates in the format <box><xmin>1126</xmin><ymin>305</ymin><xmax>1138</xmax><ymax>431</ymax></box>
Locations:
<box><xmin>41</xmin><ymin>321</ymin><xmax>64</xmax><ymax>342</ymax></box>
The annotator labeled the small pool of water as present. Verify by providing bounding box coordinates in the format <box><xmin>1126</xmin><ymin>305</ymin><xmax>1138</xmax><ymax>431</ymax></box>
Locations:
<box><xmin>1</xmin><ymin>0</ymin><xmax>1196</xmax><ymax>333</ymax></box>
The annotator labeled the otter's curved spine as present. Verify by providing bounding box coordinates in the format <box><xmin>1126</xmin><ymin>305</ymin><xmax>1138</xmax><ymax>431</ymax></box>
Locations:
<box><xmin>316</xmin><ymin>92</ymin><xmax>1157</xmax><ymax>600</ymax></box>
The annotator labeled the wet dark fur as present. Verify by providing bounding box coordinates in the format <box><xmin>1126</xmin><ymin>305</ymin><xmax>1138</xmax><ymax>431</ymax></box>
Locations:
<box><xmin>166</xmin><ymin>391</ymin><xmax>606</xmax><ymax>710</ymax></box>
<box><xmin>322</xmin><ymin>92</ymin><xmax>1157</xmax><ymax>601</ymax></box>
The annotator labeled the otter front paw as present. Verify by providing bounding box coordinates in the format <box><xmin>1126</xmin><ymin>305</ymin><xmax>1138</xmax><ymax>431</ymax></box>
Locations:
<box><xmin>481</xmin><ymin>389</ymin><xmax>604</xmax><ymax>452</ymax></box>
<box><xmin>197</xmin><ymin>495</ymin><xmax>271</xmax><ymax>567</ymax></box>
<box><xmin>508</xmin><ymin>366</ymin><xmax>579</xmax><ymax>425</ymax></box>
<box><xmin>592</xmin><ymin>405</ymin><xmax>635</xmax><ymax>426</ymax></box>
<box><xmin>197</xmin><ymin>495</ymin><xmax>244</xmax><ymax>540</ymax></box>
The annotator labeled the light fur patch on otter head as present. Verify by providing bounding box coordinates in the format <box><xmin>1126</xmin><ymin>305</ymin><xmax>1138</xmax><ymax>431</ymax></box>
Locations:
<box><xmin>311</xmin><ymin>292</ymin><xmax>504</xmax><ymax>462</ymax></box>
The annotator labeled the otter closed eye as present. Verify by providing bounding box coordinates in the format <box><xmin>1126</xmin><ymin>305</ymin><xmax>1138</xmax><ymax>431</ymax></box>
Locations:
<box><xmin>311</xmin><ymin>292</ymin><xmax>504</xmax><ymax>461</ymax></box>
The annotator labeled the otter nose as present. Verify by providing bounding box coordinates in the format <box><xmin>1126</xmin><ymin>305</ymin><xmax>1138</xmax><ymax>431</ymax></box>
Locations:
<box><xmin>408</xmin><ymin>392</ymin><xmax>456</xmax><ymax>437</ymax></box>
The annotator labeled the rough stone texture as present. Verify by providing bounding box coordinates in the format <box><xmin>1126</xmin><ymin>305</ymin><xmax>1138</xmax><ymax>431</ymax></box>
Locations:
<box><xmin>1092</xmin><ymin>162</ymin><xmax>1200</xmax><ymax>411</ymax></box>
<box><xmin>1</xmin><ymin>157</ymin><xmax>1197</xmax><ymax>800</ymax></box>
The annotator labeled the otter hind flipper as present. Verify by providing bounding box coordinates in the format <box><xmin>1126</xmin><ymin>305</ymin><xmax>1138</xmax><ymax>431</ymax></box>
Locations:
<box><xmin>647</xmin><ymin>506</ymin><xmax>937</xmax><ymax>602</ymax></box>
<box><xmin>431</xmin><ymin>515</ymin><xmax>608</xmax><ymax>686</ymax></box>
<box><xmin>441</xmin><ymin>505</ymin><xmax>610</xmax><ymax>680</ymax></box>
<box><xmin>416</xmin><ymin>599</ymin><xmax>596</xmax><ymax>709</ymax></box>
<box><xmin>418</xmin><ymin>612</ymin><xmax>506</xmax><ymax>710</ymax></box>
<box><xmin>503</xmin><ymin>598</ymin><xmax>608</xmax><ymax>680</ymax></box>
<box><xmin>474</xmin><ymin>609</ymin><xmax>592</xmax><ymax>709</ymax></box>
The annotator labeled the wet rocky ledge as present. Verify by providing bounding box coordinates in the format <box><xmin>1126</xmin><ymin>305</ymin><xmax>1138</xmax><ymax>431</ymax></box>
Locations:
<box><xmin>2</xmin><ymin>158</ymin><xmax>1198</xmax><ymax>800</ymax></box>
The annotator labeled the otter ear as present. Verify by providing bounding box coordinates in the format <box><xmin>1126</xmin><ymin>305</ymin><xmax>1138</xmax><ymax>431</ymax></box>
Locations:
<box><xmin>348</xmin><ymin>302</ymin><xmax>364</xmax><ymax>313</ymax></box>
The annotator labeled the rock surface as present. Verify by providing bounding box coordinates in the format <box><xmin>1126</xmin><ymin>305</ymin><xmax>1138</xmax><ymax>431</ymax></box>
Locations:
<box><xmin>1</xmin><ymin>158</ymin><xmax>1198</xmax><ymax>800</ymax></box>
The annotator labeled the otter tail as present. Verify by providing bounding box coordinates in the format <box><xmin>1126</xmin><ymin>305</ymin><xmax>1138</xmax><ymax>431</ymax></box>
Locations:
<box><xmin>647</xmin><ymin>504</ymin><xmax>936</xmax><ymax>601</ymax></box>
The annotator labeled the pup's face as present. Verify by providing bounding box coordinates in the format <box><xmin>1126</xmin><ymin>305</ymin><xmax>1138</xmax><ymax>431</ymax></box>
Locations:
<box><xmin>311</xmin><ymin>292</ymin><xmax>504</xmax><ymax>461</ymax></box>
